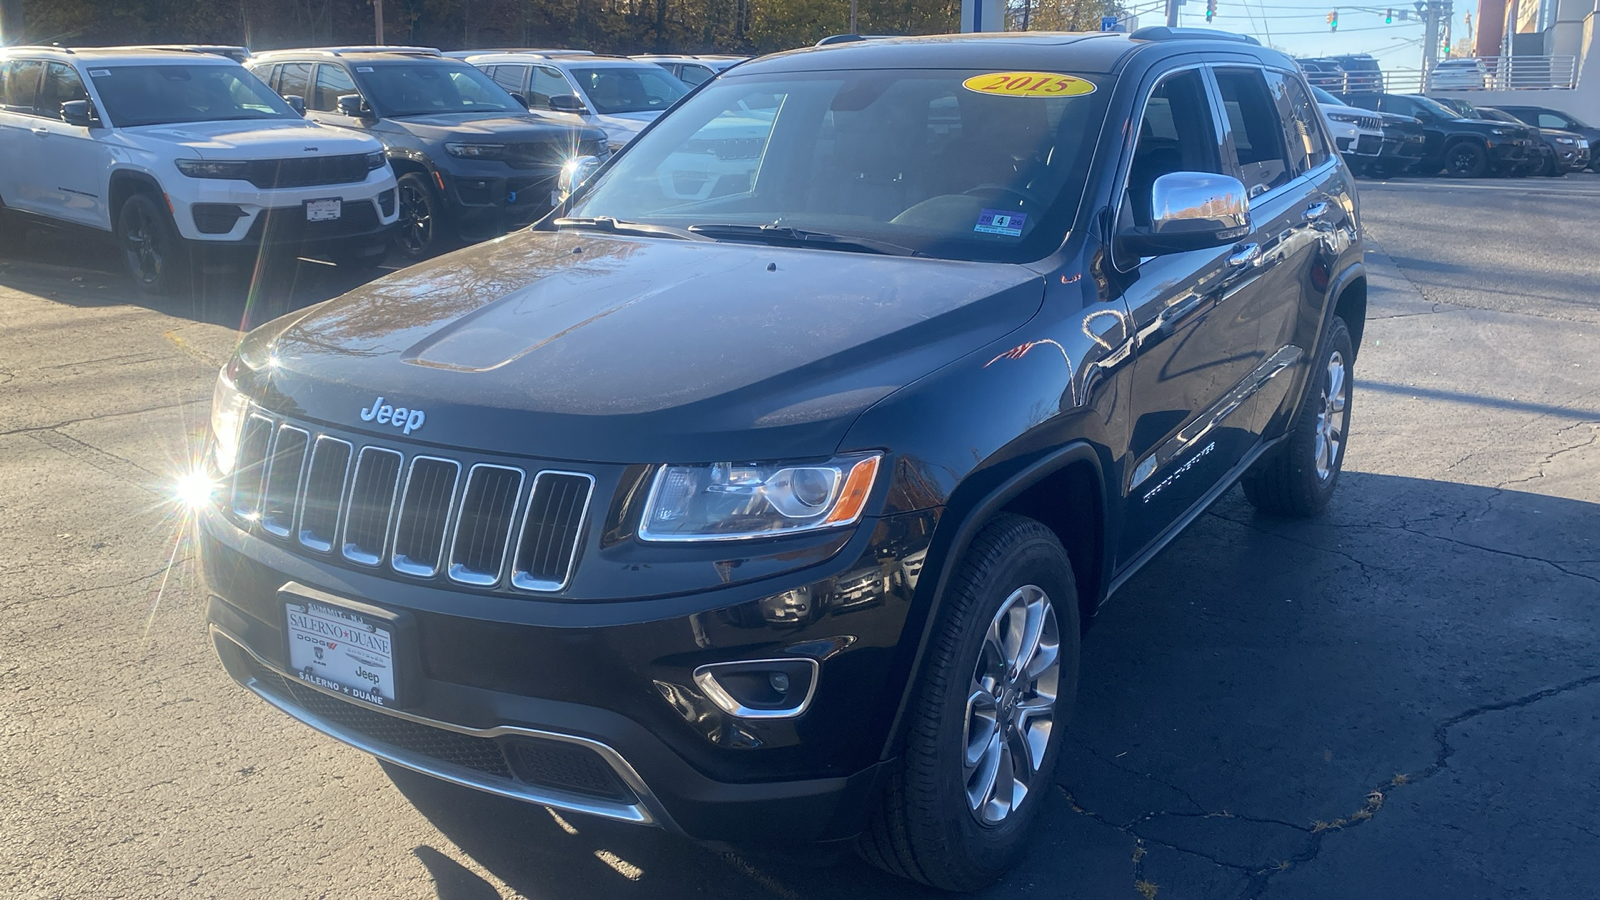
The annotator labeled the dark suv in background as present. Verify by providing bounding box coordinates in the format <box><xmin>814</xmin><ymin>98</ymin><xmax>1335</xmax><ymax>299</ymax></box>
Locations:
<box><xmin>202</xmin><ymin>28</ymin><xmax>1366</xmax><ymax>891</ymax></box>
<box><xmin>250</xmin><ymin>47</ymin><xmax>608</xmax><ymax>258</ymax></box>
<box><xmin>1340</xmin><ymin>92</ymin><xmax>1537</xmax><ymax>176</ymax></box>
<box><xmin>1495</xmin><ymin>105</ymin><xmax>1600</xmax><ymax>172</ymax></box>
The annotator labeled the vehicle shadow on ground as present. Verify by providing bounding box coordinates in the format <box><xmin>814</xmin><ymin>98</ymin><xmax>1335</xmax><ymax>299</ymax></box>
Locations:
<box><xmin>382</xmin><ymin>472</ymin><xmax>1600</xmax><ymax>900</ymax></box>
<box><xmin>0</xmin><ymin>221</ymin><xmax>401</xmax><ymax>331</ymax></box>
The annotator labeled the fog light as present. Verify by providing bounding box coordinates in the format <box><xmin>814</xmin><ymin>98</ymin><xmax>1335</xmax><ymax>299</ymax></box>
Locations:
<box><xmin>693</xmin><ymin>658</ymin><xmax>818</xmax><ymax>720</ymax></box>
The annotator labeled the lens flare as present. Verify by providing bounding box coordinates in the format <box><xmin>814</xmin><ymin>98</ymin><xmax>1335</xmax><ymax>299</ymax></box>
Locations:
<box><xmin>173</xmin><ymin>470</ymin><xmax>219</xmax><ymax>510</ymax></box>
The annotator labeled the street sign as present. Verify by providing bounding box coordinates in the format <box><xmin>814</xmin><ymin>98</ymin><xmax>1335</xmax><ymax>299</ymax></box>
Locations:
<box><xmin>1101</xmin><ymin>15</ymin><xmax>1123</xmax><ymax>31</ymax></box>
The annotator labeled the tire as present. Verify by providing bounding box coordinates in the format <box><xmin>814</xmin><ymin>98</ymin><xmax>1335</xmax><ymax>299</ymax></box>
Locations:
<box><xmin>393</xmin><ymin>172</ymin><xmax>448</xmax><ymax>260</ymax></box>
<box><xmin>1443</xmin><ymin>141</ymin><xmax>1489</xmax><ymax>178</ymax></box>
<box><xmin>1542</xmin><ymin>154</ymin><xmax>1565</xmax><ymax>177</ymax></box>
<box><xmin>117</xmin><ymin>192</ymin><xmax>190</xmax><ymax>295</ymax></box>
<box><xmin>858</xmin><ymin>513</ymin><xmax>1081</xmax><ymax>892</ymax></box>
<box><xmin>1242</xmin><ymin>316</ymin><xmax>1354</xmax><ymax>518</ymax></box>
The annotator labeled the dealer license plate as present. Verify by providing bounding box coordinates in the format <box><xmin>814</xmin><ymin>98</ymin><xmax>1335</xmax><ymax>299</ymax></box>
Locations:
<box><xmin>305</xmin><ymin>198</ymin><xmax>342</xmax><ymax>222</ymax></box>
<box><xmin>284</xmin><ymin>598</ymin><xmax>397</xmax><ymax>705</ymax></box>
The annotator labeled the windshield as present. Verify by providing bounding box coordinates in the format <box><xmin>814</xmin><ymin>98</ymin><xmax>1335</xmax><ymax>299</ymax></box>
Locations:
<box><xmin>569</xmin><ymin>69</ymin><xmax>1110</xmax><ymax>263</ymax></box>
<box><xmin>1410</xmin><ymin>95</ymin><xmax>1462</xmax><ymax>120</ymax></box>
<box><xmin>356</xmin><ymin>63</ymin><xmax>522</xmax><ymax>117</ymax></box>
<box><xmin>1310</xmin><ymin>86</ymin><xmax>1346</xmax><ymax>106</ymax></box>
<box><xmin>569</xmin><ymin>65</ymin><xmax>688</xmax><ymax>115</ymax></box>
<box><xmin>88</xmin><ymin>64</ymin><xmax>299</xmax><ymax>127</ymax></box>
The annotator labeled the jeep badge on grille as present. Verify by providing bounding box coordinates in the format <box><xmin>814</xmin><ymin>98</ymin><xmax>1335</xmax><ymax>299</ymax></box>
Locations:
<box><xmin>359</xmin><ymin>397</ymin><xmax>426</xmax><ymax>435</ymax></box>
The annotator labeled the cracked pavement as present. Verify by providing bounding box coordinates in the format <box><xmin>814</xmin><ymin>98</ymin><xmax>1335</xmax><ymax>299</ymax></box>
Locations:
<box><xmin>2</xmin><ymin>174</ymin><xmax>1598</xmax><ymax>899</ymax></box>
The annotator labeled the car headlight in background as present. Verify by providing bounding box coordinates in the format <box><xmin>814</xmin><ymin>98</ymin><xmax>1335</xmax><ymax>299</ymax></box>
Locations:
<box><xmin>1325</xmin><ymin>112</ymin><xmax>1362</xmax><ymax>125</ymax></box>
<box><xmin>1490</xmin><ymin>127</ymin><xmax>1516</xmax><ymax>136</ymax></box>
<box><xmin>1580</xmin><ymin>139</ymin><xmax>1591</xmax><ymax>149</ymax></box>
<box><xmin>209</xmin><ymin>363</ymin><xmax>249</xmax><ymax>477</ymax></box>
<box><xmin>445</xmin><ymin>142</ymin><xmax>508</xmax><ymax>159</ymax></box>
<box><xmin>1555</xmin><ymin>136</ymin><xmax>1576</xmax><ymax>145</ymax></box>
<box><xmin>639</xmin><ymin>454</ymin><xmax>881</xmax><ymax>541</ymax></box>
<box><xmin>365</xmin><ymin>150</ymin><xmax>388</xmax><ymax>169</ymax></box>
<box><xmin>175</xmin><ymin>159</ymin><xmax>252</xmax><ymax>179</ymax></box>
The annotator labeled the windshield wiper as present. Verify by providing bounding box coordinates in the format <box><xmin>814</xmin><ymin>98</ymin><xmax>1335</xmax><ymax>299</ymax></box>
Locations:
<box><xmin>685</xmin><ymin>224</ymin><xmax>920</xmax><ymax>257</ymax></box>
<box><xmin>553</xmin><ymin>216</ymin><xmax>710</xmax><ymax>241</ymax></box>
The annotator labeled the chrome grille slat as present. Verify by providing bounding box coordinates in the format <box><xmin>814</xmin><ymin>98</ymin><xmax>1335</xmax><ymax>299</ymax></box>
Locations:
<box><xmin>448</xmin><ymin>464</ymin><xmax>525</xmax><ymax>586</ymax></box>
<box><xmin>298</xmin><ymin>436</ymin><xmax>353</xmax><ymax>552</ymax></box>
<box><xmin>342</xmin><ymin>447</ymin><xmax>404</xmax><ymax>566</ymax></box>
<box><xmin>392</xmin><ymin>456</ymin><xmax>462</xmax><ymax>578</ymax></box>
<box><xmin>231</xmin><ymin>414</ymin><xmax>275</xmax><ymax>520</ymax></box>
<box><xmin>511</xmin><ymin>472</ymin><xmax>595</xmax><ymax>592</ymax></box>
<box><xmin>260</xmin><ymin>425</ymin><xmax>310</xmax><ymax>538</ymax></box>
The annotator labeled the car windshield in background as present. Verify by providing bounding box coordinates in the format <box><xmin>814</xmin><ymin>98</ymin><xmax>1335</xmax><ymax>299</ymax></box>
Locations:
<box><xmin>357</xmin><ymin>63</ymin><xmax>521</xmax><ymax>116</ymax></box>
<box><xmin>569</xmin><ymin>65</ymin><xmax>688</xmax><ymax>114</ymax></box>
<box><xmin>1310</xmin><ymin>85</ymin><xmax>1346</xmax><ymax>106</ymax></box>
<box><xmin>1412</xmin><ymin>95</ymin><xmax>1463</xmax><ymax>119</ymax></box>
<box><xmin>88</xmin><ymin>64</ymin><xmax>298</xmax><ymax>127</ymax></box>
<box><xmin>570</xmin><ymin>69</ymin><xmax>1110</xmax><ymax>263</ymax></box>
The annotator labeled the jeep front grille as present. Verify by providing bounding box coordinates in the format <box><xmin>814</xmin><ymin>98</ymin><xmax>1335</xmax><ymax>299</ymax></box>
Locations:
<box><xmin>228</xmin><ymin>413</ymin><xmax>592</xmax><ymax>592</ymax></box>
<box><xmin>245</xmin><ymin>154</ymin><xmax>371</xmax><ymax>190</ymax></box>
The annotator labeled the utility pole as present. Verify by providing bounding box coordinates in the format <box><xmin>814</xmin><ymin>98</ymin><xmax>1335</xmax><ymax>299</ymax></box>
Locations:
<box><xmin>850</xmin><ymin>0</ymin><xmax>858</xmax><ymax>33</ymax></box>
<box><xmin>374</xmin><ymin>0</ymin><xmax>385</xmax><ymax>44</ymax></box>
<box><xmin>1166</xmin><ymin>0</ymin><xmax>1180</xmax><ymax>28</ymax></box>
<box><xmin>1420</xmin><ymin>0</ymin><xmax>1439</xmax><ymax>91</ymax></box>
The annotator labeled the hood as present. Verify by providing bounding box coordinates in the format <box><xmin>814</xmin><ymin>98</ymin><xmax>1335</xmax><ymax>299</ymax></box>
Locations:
<box><xmin>122</xmin><ymin>119</ymin><xmax>379</xmax><ymax>157</ymax></box>
<box><xmin>387</xmin><ymin>113</ymin><xmax>599</xmax><ymax>143</ymax></box>
<box><xmin>240</xmin><ymin>231</ymin><xmax>1044</xmax><ymax>463</ymax></box>
<box><xmin>592</xmin><ymin>114</ymin><xmax>651</xmax><ymax>145</ymax></box>
<box><xmin>1458</xmin><ymin>117</ymin><xmax>1531</xmax><ymax>136</ymax></box>
<box><xmin>1370</xmin><ymin>110</ymin><xmax>1420</xmax><ymax>126</ymax></box>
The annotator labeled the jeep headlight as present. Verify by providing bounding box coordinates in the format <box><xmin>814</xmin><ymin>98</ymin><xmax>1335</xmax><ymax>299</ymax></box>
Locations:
<box><xmin>176</xmin><ymin>159</ymin><xmax>252</xmax><ymax>179</ymax></box>
<box><xmin>209</xmin><ymin>362</ymin><xmax>249</xmax><ymax>477</ymax></box>
<box><xmin>639</xmin><ymin>454</ymin><xmax>881</xmax><ymax>541</ymax></box>
<box><xmin>1325</xmin><ymin>111</ymin><xmax>1362</xmax><ymax>125</ymax></box>
<box><xmin>1491</xmin><ymin>127</ymin><xmax>1516</xmax><ymax>136</ymax></box>
<box><xmin>445</xmin><ymin>142</ymin><xmax>508</xmax><ymax>159</ymax></box>
<box><xmin>1555</xmin><ymin>136</ymin><xmax>1576</xmax><ymax>145</ymax></box>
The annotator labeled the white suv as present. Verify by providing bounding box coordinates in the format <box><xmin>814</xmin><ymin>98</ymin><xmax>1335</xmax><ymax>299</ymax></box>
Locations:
<box><xmin>0</xmin><ymin>47</ymin><xmax>399</xmax><ymax>294</ymax></box>
<box><xmin>465</xmin><ymin>53</ymin><xmax>689</xmax><ymax>151</ymax></box>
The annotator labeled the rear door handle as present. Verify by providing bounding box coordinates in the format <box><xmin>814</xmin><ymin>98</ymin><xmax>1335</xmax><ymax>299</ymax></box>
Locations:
<box><xmin>1304</xmin><ymin>201</ymin><xmax>1330</xmax><ymax>220</ymax></box>
<box><xmin>1227</xmin><ymin>243</ymin><xmax>1262</xmax><ymax>267</ymax></box>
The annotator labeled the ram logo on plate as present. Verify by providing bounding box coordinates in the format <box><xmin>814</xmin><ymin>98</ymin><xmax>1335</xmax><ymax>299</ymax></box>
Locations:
<box><xmin>963</xmin><ymin>72</ymin><xmax>1097</xmax><ymax>98</ymax></box>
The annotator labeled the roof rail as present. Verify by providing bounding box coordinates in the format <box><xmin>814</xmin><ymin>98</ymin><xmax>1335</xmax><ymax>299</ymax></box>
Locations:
<box><xmin>129</xmin><ymin>44</ymin><xmax>252</xmax><ymax>61</ymax></box>
<box><xmin>260</xmin><ymin>45</ymin><xmax>442</xmax><ymax>58</ymax></box>
<box><xmin>815</xmin><ymin>33</ymin><xmax>895</xmax><ymax>46</ymax></box>
<box><xmin>1129</xmin><ymin>26</ymin><xmax>1261</xmax><ymax>45</ymax></box>
<box><xmin>5</xmin><ymin>44</ymin><xmax>74</xmax><ymax>53</ymax></box>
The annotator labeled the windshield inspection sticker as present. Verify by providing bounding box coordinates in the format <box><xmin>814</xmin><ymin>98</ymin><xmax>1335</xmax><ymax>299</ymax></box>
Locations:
<box><xmin>963</xmin><ymin>72</ymin><xmax>1096</xmax><ymax>98</ymax></box>
<box><xmin>976</xmin><ymin>209</ymin><xmax>1027</xmax><ymax>237</ymax></box>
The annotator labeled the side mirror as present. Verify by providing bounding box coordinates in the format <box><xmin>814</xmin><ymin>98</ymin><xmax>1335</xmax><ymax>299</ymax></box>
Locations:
<box><xmin>548</xmin><ymin>94</ymin><xmax>586</xmax><ymax>113</ymax></box>
<box><xmin>558</xmin><ymin>155</ymin><xmax>603</xmax><ymax>200</ymax></box>
<box><xmin>336</xmin><ymin>94</ymin><xmax>370</xmax><ymax>118</ymax></box>
<box><xmin>282</xmin><ymin>95</ymin><xmax>306</xmax><ymax>115</ymax></box>
<box><xmin>1120</xmin><ymin>172</ymin><xmax>1251</xmax><ymax>257</ymax></box>
<box><xmin>509</xmin><ymin>92</ymin><xmax>530</xmax><ymax>110</ymax></box>
<box><xmin>60</xmin><ymin>100</ymin><xmax>98</xmax><ymax>128</ymax></box>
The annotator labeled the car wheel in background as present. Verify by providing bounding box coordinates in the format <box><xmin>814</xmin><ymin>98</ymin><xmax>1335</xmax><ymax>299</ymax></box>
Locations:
<box><xmin>118</xmin><ymin>193</ymin><xmax>190</xmax><ymax>296</ymax></box>
<box><xmin>393</xmin><ymin>172</ymin><xmax>447</xmax><ymax>260</ymax></box>
<box><xmin>1243</xmin><ymin>316</ymin><xmax>1355</xmax><ymax>517</ymax></box>
<box><xmin>1443</xmin><ymin>141</ymin><xmax>1489</xmax><ymax>177</ymax></box>
<box><xmin>1542</xmin><ymin>154</ymin><xmax>1564</xmax><ymax>177</ymax></box>
<box><xmin>858</xmin><ymin>513</ymin><xmax>1080</xmax><ymax>892</ymax></box>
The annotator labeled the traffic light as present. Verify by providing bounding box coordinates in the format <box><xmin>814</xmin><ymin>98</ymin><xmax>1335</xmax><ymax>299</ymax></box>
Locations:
<box><xmin>1385</xmin><ymin>8</ymin><xmax>1393</xmax><ymax>22</ymax></box>
<box><xmin>1206</xmin><ymin>0</ymin><xmax>1217</xmax><ymax>22</ymax></box>
<box><xmin>1327</xmin><ymin>9</ymin><xmax>1338</xmax><ymax>30</ymax></box>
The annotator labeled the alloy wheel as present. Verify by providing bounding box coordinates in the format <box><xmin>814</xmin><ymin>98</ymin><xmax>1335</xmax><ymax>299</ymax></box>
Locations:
<box><xmin>962</xmin><ymin>585</ymin><xmax>1061</xmax><ymax>826</ymax></box>
<box><xmin>124</xmin><ymin>205</ymin><xmax>162</xmax><ymax>285</ymax></box>
<box><xmin>397</xmin><ymin>182</ymin><xmax>434</xmax><ymax>255</ymax></box>
<box><xmin>1315</xmin><ymin>350</ymin><xmax>1348</xmax><ymax>482</ymax></box>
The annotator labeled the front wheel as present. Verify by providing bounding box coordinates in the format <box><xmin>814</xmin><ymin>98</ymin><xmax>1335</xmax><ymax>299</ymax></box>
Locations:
<box><xmin>393</xmin><ymin>172</ymin><xmax>449</xmax><ymax>260</ymax></box>
<box><xmin>118</xmin><ymin>193</ymin><xmax>189</xmax><ymax>295</ymax></box>
<box><xmin>858</xmin><ymin>513</ymin><xmax>1080</xmax><ymax>891</ymax></box>
<box><xmin>1443</xmin><ymin>141</ymin><xmax>1489</xmax><ymax>177</ymax></box>
<box><xmin>1242</xmin><ymin>316</ymin><xmax>1354</xmax><ymax>517</ymax></box>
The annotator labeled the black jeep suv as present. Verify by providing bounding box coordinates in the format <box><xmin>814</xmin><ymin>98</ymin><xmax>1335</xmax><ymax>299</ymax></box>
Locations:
<box><xmin>1340</xmin><ymin>91</ymin><xmax>1537</xmax><ymax>176</ymax></box>
<box><xmin>249</xmin><ymin>48</ymin><xmax>608</xmax><ymax>258</ymax></box>
<box><xmin>200</xmin><ymin>28</ymin><xmax>1366</xmax><ymax>890</ymax></box>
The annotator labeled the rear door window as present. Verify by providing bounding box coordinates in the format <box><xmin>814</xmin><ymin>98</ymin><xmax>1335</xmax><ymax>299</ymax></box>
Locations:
<box><xmin>1213</xmin><ymin>67</ymin><xmax>1293</xmax><ymax>196</ymax></box>
<box><xmin>0</xmin><ymin>60</ymin><xmax>44</xmax><ymax>114</ymax></box>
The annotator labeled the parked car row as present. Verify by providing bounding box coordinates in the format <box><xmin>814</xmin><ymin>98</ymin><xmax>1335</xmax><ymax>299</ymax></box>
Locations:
<box><xmin>0</xmin><ymin>43</ymin><xmax>743</xmax><ymax>291</ymax></box>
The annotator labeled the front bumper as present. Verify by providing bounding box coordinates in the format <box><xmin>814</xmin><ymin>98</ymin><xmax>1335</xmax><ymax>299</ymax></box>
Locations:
<box><xmin>435</xmin><ymin>159</ymin><xmax>564</xmax><ymax>242</ymax></box>
<box><xmin>168</xmin><ymin>168</ymin><xmax>399</xmax><ymax>245</ymax></box>
<box><xmin>1486</xmin><ymin>138</ymin><xmax>1534</xmax><ymax>165</ymax></box>
<box><xmin>199</xmin><ymin>501</ymin><xmax>937</xmax><ymax>843</ymax></box>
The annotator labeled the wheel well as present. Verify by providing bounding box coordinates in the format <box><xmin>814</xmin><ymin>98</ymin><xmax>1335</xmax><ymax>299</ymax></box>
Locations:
<box><xmin>1334</xmin><ymin>275</ymin><xmax>1367</xmax><ymax>358</ymax></box>
<box><xmin>999</xmin><ymin>460</ymin><xmax>1104</xmax><ymax>629</ymax></box>
<box><xmin>389</xmin><ymin>158</ymin><xmax>430</xmax><ymax>180</ymax></box>
<box><xmin>108</xmin><ymin>171</ymin><xmax>163</xmax><ymax>224</ymax></box>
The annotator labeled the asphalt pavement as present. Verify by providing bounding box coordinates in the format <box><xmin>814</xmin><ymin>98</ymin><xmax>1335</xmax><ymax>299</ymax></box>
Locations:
<box><xmin>1</xmin><ymin>173</ymin><xmax>1597</xmax><ymax>900</ymax></box>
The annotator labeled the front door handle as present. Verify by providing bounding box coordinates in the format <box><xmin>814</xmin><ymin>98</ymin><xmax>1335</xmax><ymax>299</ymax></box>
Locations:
<box><xmin>1304</xmin><ymin>201</ymin><xmax>1330</xmax><ymax>220</ymax></box>
<box><xmin>1227</xmin><ymin>242</ymin><xmax>1262</xmax><ymax>268</ymax></box>
<box><xmin>31</xmin><ymin>127</ymin><xmax>49</xmax><ymax>136</ymax></box>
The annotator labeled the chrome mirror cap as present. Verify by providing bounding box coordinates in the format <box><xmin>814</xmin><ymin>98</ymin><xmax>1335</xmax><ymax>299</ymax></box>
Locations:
<box><xmin>558</xmin><ymin>155</ymin><xmax>604</xmax><ymax>200</ymax></box>
<box><xmin>1150</xmin><ymin>172</ymin><xmax>1251</xmax><ymax>237</ymax></box>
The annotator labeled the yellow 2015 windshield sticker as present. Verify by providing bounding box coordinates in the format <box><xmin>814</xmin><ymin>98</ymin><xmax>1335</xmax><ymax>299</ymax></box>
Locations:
<box><xmin>962</xmin><ymin>72</ymin><xmax>1096</xmax><ymax>98</ymax></box>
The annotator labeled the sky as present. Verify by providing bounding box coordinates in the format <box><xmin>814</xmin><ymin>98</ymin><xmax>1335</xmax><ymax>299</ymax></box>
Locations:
<box><xmin>1116</xmin><ymin>0</ymin><xmax>1477</xmax><ymax>70</ymax></box>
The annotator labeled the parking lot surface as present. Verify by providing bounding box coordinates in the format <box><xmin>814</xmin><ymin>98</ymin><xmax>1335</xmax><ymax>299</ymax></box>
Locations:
<box><xmin>2</xmin><ymin>174</ymin><xmax>1598</xmax><ymax>899</ymax></box>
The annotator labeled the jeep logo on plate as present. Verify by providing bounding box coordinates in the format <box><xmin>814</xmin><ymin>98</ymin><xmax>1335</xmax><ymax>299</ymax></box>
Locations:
<box><xmin>359</xmin><ymin>397</ymin><xmax>426</xmax><ymax>435</ymax></box>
